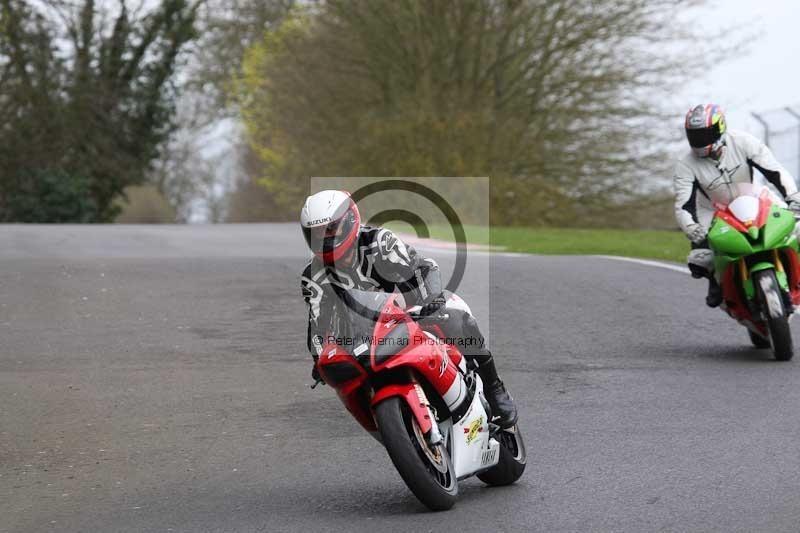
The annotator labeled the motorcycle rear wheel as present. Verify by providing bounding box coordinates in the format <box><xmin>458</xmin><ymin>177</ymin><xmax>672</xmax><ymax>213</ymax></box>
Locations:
<box><xmin>477</xmin><ymin>424</ymin><xmax>527</xmax><ymax>486</ymax></box>
<box><xmin>754</xmin><ymin>269</ymin><xmax>794</xmax><ymax>361</ymax></box>
<box><xmin>375</xmin><ymin>397</ymin><xmax>457</xmax><ymax>511</ymax></box>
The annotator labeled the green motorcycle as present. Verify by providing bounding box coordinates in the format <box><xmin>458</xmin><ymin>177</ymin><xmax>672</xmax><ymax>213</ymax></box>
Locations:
<box><xmin>707</xmin><ymin>183</ymin><xmax>800</xmax><ymax>361</ymax></box>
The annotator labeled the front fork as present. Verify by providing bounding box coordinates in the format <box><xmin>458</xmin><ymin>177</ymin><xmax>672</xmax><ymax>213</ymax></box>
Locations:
<box><xmin>413</xmin><ymin>381</ymin><xmax>444</xmax><ymax>445</ymax></box>
<box><xmin>741</xmin><ymin>252</ymin><xmax>794</xmax><ymax>315</ymax></box>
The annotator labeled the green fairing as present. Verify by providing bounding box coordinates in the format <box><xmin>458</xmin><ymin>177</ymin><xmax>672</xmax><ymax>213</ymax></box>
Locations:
<box><xmin>777</xmin><ymin>270</ymin><xmax>789</xmax><ymax>291</ymax></box>
<box><xmin>764</xmin><ymin>207</ymin><xmax>796</xmax><ymax>249</ymax></box>
<box><xmin>709</xmin><ymin>219</ymin><xmax>753</xmax><ymax>257</ymax></box>
<box><xmin>708</xmin><ymin>205</ymin><xmax>799</xmax><ymax>299</ymax></box>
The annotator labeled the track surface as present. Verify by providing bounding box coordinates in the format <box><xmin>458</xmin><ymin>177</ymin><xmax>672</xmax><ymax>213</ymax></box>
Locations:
<box><xmin>3</xmin><ymin>224</ymin><xmax>800</xmax><ymax>532</ymax></box>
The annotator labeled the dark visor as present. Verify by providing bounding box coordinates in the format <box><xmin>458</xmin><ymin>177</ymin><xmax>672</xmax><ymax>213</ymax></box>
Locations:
<box><xmin>686</xmin><ymin>124</ymin><xmax>721</xmax><ymax>148</ymax></box>
<box><xmin>302</xmin><ymin>211</ymin><xmax>356</xmax><ymax>254</ymax></box>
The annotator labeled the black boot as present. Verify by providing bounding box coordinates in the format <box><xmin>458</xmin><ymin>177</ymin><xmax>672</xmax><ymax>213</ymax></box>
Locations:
<box><xmin>476</xmin><ymin>357</ymin><xmax>518</xmax><ymax>428</ymax></box>
<box><xmin>706</xmin><ymin>277</ymin><xmax>722</xmax><ymax>308</ymax></box>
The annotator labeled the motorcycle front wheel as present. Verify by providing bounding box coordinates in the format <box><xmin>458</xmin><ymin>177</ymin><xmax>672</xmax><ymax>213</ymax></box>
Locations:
<box><xmin>754</xmin><ymin>269</ymin><xmax>794</xmax><ymax>361</ymax></box>
<box><xmin>375</xmin><ymin>397</ymin><xmax>457</xmax><ymax>511</ymax></box>
<box><xmin>747</xmin><ymin>328</ymin><xmax>771</xmax><ymax>349</ymax></box>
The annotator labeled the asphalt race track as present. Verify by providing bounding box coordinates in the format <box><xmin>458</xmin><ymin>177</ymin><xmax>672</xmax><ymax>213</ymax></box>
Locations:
<box><xmin>3</xmin><ymin>224</ymin><xmax>800</xmax><ymax>532</ymax></box>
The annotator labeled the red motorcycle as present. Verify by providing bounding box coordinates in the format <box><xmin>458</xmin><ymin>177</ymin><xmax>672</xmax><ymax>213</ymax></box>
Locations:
<box><xmin>314</xmin><ymin>288</ymin><xmax>526</xmax><ymax>511</ymax></box>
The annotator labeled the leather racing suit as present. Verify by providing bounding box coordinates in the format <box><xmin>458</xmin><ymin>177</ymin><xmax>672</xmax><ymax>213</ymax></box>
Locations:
<box><xmin>300</xmin><ymin>226</ymin><xmax>491</xmax><ymax>366</ymax></box>
<box><xmin>673</xmin><ymin>129</ymin><xmax>799</xmax><ymax>277</ymax></box>
<box><xmin>300</xmin><ymin>225</ymin><xmax>518</xmax><ymax>426</ymax></box>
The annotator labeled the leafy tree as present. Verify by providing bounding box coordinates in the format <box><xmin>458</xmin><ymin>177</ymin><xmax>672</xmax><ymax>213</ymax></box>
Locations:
<box><xmin>234</xmin><ymin>0</ymin><xmax>722</xmax><ymax>226</ymax></box>
<box><xmin>0</xmin><ymin>0</ymin><xmax>201</xmax><ymax>222</ymax></box>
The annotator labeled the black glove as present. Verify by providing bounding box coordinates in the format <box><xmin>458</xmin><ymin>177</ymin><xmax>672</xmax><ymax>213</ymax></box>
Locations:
<box><xmin>420</xmin><ymin>292</ymin><xmax>447</xmax><ymax>316</ymax></box>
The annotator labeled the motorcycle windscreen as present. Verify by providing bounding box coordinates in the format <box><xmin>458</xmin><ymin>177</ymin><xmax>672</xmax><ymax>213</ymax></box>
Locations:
<box><xmin>327</xmin><ymin>289</ymin><xmax>393</xmax><ymax>353</ymax></box>
<box><xmin>709</xmin><ymin>182</ymin><xmax>762</xmax><ymax>209</ymax></box>
<box><xmin>728</xmin><ymin>195</ymin><xmax>760</xmax><ymax>225</ymax></box>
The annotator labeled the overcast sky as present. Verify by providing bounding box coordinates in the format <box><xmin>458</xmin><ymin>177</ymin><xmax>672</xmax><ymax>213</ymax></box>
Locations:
<box><xmin>678</xmin><ymin>0</ymin><xmax>800</xmax><ymax>172</ymax></box>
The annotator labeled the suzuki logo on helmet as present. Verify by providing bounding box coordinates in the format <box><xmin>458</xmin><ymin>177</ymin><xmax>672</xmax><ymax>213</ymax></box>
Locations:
<box><xmin>306</xmin><ymin>217</ymin><xmax>331</xmax><ymax>226</ymax></box>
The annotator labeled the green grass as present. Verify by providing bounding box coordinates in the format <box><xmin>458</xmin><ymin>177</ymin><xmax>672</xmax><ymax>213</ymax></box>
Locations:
<box><xmin>489</xmin><ymin>227</ymin><xmax>688</xmax><ymax>263</ymax></box>
<box><xmin>387</xmin><ymin>222</ymin><xmax>688</xmax><ymax>263</ymax></box>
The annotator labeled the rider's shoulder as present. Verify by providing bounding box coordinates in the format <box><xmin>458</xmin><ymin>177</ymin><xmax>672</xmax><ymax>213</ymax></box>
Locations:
<box><xmin>358</xmin><ymin>224</ymin><xmax>381</xmax><ymax>240</ymax></box>
<box><xmin>359</xmin><ymin>225</ymin><xmax>398</xmax><ymax>248</ymax></box>
<box><xmin>726</xmin><ymin>129</ymin><xmax>761</xmax><ymax>148</ymax></box>
<box><xmin>674</xmin><ymin>152</ymin><xmax>697</xmax><ymax>175</ymax></box>
<box><xmin>301</xmin><ymin>257</ymin><xmax>319</xmax><ymax>279</ymax></box>
<box><xmin>373</xmin><ymin>227</ymin><xmax>405</xmax><ymax>251</ymax></box>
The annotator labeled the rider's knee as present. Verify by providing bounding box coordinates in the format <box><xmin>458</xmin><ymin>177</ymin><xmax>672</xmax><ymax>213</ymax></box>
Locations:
<box><xmin>687</xmin><ymin>248</ymin><xmax>714</xmax><ymax>279</ymax></box>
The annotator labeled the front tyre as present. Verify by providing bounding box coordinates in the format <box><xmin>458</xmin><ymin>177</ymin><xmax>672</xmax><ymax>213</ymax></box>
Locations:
<box><xmin>754</xmin><ymin>269</ymin><xmax>794</xmax><ymax>361</ymax></box>
<box><xmin>374</xmin><ymin>397</ymin><xmax>457</xmax><ymax>511</ymax></box>
<box><xmin>477</xmin><ymin>425</ymin><xmax>527</xmax><ymax>486</ymax></box>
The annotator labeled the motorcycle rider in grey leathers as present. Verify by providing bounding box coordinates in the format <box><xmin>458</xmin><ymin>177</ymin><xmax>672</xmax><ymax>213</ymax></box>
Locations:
<box><xmin>299</xmin><ymin>190</ymin><xmax>518</xmax><ymax>427</ymax></box>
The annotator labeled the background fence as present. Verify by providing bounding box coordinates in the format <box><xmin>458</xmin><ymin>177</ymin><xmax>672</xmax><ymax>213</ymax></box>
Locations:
<box><xmin>751</xmin><ymin>106</ymin><xmax>800</xmax><ymax>180</ymax></box>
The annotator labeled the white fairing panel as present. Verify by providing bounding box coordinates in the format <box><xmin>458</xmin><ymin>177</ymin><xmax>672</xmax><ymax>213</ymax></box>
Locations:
<box><xmin>449</xmin><ymin>375</ymin><xmax>500</xmax><ymax>479</ymax></box>
<box><xmin>441</xmin><ymin>372</ymin><xmax>467</xmax><ymax>410</ymax></box>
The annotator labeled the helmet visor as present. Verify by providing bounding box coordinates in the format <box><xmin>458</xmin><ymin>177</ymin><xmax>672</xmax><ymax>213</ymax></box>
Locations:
<box><xmin>302</xmin><ymin>210</ymin><xmax>357</xmax><ymax>255</ymax></box>
<box><xmin>686</xmin><ymin>124</ymin><xmax>721</xmax><ymax>148</ymax></box>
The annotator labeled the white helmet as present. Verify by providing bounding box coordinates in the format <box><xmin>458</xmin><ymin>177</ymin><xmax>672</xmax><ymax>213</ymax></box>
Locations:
<box><xmin>300</xmin><ymin>190</ymin><xmax>361</xmax><ymax>262</ymax></box>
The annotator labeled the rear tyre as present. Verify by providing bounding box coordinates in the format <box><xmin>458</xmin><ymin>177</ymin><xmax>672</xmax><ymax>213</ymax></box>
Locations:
<box><xmin>374</xmin><ymin>397</ymin><xmax>457</xmax><ymax>511</ymax></box>
<box><xmin>748</xmin><ymin>329</ymin><xmax>771</xmax><ymax>349</ymax></box>
<box><xmin>753</xmin><ymin>269</ymin><xmax>794</xmax><ymax>361</ymax></box>
<box><xmin>477</xmin><ymin>425</ymin><xmax>527</xmax><ymax>486</ymax></box>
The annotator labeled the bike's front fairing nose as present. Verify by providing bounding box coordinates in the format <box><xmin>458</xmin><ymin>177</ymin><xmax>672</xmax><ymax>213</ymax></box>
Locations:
<box><xmin>709</xmin><ymin>205</ymin><xmax>796</xmax><ymax>257</ymax></box>
<box><xmin>709</xmin><ymin>218</ymin><xmax>754</xmax><ymax>256</ymax></box>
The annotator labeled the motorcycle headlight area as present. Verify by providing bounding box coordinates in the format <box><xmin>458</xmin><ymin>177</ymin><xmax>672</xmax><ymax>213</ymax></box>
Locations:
<box><xmin>321</xmin><ymin>361</ymin><xmax>363</xmax><ymax>386</ymax></box>
<box><xmin>728</xmin><ymin>195</ymin><xmax>760</xmax><ymax>225</ymax></box>
<box><xmin>373</xmin><ymin>322</ymin><xmax>411</xmax><ymax>365</ymax></box>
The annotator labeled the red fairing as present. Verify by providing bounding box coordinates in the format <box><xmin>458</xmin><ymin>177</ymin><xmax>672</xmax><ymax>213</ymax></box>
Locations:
<box><xmin>714</xmin><ymin>209</ymin><xmax>748</xmax><ymax>233</ymax></box>
<box><xmin>445</xmin><ymin>343</ymin><xmax>464</xmax><ymax>369</ymax></box>
<box><xmin>371</xmin><ymin>384</ymin><xmax>432</xmax><ymax>433</ymax></box>
<box><xmin>753</xmin><ymin>194</ymin><xmax>772</xmax><ymax>228</ymax></box>
<box><xmin>316</xmin><ymin>292</ymin><xmax>464</xmax><ymax>438</ymax></box>
<box><xmin>426</xmin><ymin>323</ymin><xmax>464</xmax><ymax>368</ymax></box>
<box><xmin>721</xmin><ymin>267</ymin><xmax>750</xmax><ymax>322</ymax></box>
<box><xmin>316</xmin><ymin>346</ymin><xmax>375</xmax><ymax>432</ymax></box>
<box><xmin>781</xmin><ymin>248</ymin><xmax>800</xmax><ymax>306</ymax></box>
<box><xmin>369</xmin><ymin>296</ymin><xmax>459</xmax><ymax>400</ymax></box>
<box><xmin>720</xmin><ymin>265</ymin><xmax>767</xmax><ymax>337</ymax></box>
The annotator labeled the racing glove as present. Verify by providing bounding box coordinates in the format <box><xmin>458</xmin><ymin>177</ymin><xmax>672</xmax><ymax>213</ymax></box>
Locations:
<box><xmin>786</xmin><ymin>193</ymin><xmax>800</xmax><ymax>215</ymax></box>
<box><xmin>420</xmin><ymin>292</ymin><xmax>447</xmax><ymax>316</ymax></box>
<box><xmin>685</xmin><ymin>223</ymin><xmax>707</xmax><ymax>245</ymax></box>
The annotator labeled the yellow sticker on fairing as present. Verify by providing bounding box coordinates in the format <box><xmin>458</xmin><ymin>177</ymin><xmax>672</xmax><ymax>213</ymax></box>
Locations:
<box><xmin>464</xmin><ymin>416</ymin><xmax>485</xmax><ymax>444</ymax></box>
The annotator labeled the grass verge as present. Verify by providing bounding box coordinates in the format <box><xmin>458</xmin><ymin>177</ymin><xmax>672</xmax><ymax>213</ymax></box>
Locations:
<box><xmin>388</xmin><ymin>223</ymin><xmax>688</xmax><ymax>263</ymax></box>
<box><xmin>489</xmin><ymin>227</ymin><xmax>687</xmax><ymax>263</ymax></box>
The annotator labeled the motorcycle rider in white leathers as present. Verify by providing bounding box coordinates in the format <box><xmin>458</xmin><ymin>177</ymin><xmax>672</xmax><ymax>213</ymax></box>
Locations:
<box><xmin>674</xmin><ymin>104</ymin><xmax>800</xmax><ymax>307</ymax></box>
